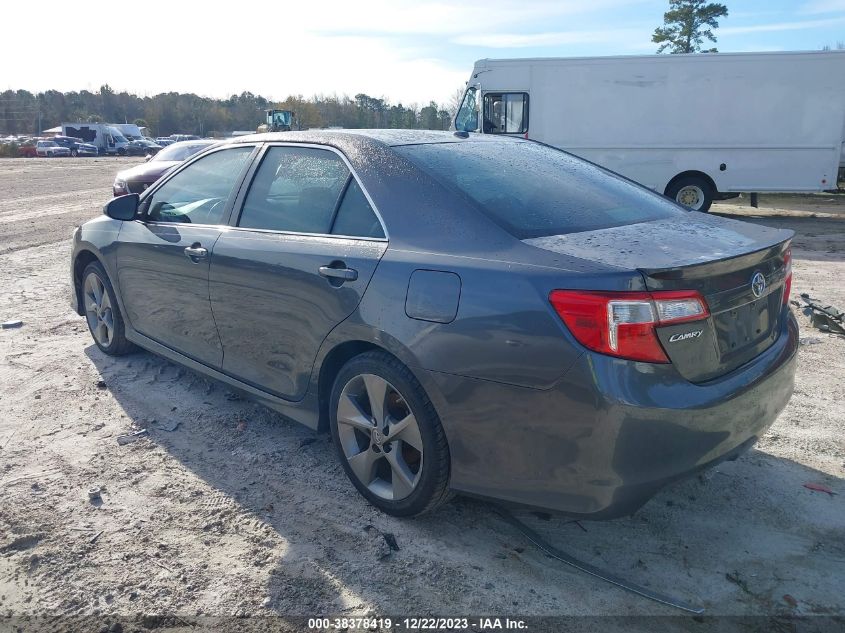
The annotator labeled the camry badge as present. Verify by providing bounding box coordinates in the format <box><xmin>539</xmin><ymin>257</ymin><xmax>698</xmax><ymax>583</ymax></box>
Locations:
<box><xmin>751</xmin><ymin>271</ymin><xmax>766</xmax><ymax>298</ymax></box>
<box><xmin>669</xmin><ymin>330</ymin><xmax>703</xmax><ymax>343</ymax></box>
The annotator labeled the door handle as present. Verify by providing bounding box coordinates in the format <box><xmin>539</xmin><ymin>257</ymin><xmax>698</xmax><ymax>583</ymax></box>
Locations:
<box><xmin>319</xmin><ymin>265</ymin><xmax>358</xmax><ymax>281</ymax></box>
<box><xmin>184</xmin><ymin>243</ymin><xmax>208</xmax><ymax>261</ymax></box>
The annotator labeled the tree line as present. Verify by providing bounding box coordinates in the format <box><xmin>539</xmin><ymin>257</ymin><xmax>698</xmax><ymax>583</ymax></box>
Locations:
<box><xmin>0</xmin><ymin>86</ymin><xmax>456</xmax><ymax>137</ymax></box>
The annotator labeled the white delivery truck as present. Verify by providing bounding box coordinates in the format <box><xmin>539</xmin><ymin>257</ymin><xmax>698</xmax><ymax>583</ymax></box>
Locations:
<box><xmin>455</xmin><ymin>50</ymin><xmax>845</xmax><ymax>210</ymax></box>
<box><xmin>61</xmin><ymin>123</ymin><xmax>130</xmax><ymax>155</ymax></box>
<box><xmin>111</xmin><ymin>123</ymin><xmax>144</xmax><ymax>140</ymax></box>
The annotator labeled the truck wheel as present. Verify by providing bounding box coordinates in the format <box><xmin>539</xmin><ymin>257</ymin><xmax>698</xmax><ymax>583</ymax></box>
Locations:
<box><xmin>666</xmin><ymin>176</ymin><xmax>714</xmax><ymax>212</ymax></box>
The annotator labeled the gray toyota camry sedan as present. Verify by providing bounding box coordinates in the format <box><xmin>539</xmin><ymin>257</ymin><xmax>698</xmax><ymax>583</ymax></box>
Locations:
<box><xmin>70</xmin><ymin>130</ymin><xmax>798</xmax><ymax>518</ymax></box>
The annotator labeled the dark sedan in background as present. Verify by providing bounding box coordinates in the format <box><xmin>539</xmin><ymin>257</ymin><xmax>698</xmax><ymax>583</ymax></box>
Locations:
<box><xmin>112</xmin><ymin>140</ymin><xmax>215</xmax><ymax>195</ymax></box>
<box><xmin>75</xmin><ymin>130</ymin><xmax>797</xmax><ymax>518</ymax></box>
<box><xmin>125</xmin><ymin>139</ymin><xmax>163</xmax><ymax>156</ymax></box>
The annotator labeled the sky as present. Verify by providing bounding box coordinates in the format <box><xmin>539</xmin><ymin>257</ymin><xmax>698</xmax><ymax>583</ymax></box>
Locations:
<box><xmin>2</xmin><ymin>0</ymin><xmax>844</xmax><ymax>105</ymax></box>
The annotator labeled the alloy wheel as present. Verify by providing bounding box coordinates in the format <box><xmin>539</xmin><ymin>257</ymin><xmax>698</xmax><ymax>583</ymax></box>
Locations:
<box><xmin>83</xmin><ymin>272</ymin><xmax>114</xmax><ymax>347</ymax></box>
<box><xmin>336</xmin><ymin>374</ymin><xmax>423</xmax><ymax>501</ymax></box>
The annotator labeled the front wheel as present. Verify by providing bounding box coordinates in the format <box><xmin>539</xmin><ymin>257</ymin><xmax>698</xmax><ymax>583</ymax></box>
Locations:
<box><xmin>666</xmin><ymin>176</ymin><xmax>714</xmax><ymax>212</ymax></box>
<box><xmin>330</xmin><ymin>351</ymin><xmax>451</xmax><ymax>516</ymax></box>
<box><xmin>81</xmin><ymin>261</ymin><xmax>136</xmax><ymax>356</ymax></box>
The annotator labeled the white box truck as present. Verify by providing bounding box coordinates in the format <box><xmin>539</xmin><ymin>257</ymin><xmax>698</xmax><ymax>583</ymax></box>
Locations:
<box><xmin>455</xmin><ymin>50</ymin><xmax>845</xmax><ymax>210</ymax></box>
<box><xmin>61</xmin><ymin>123</ymin><xmax>130</xmax><ymax>155</ymax></box>
<box><xmin>111</xmin><ymin>123</ymin><xmax>144</xmax><ymax>140</ymax></box>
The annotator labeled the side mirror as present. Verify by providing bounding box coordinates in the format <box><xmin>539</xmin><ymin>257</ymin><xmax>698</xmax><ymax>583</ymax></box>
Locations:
<box><xmin>104</xmin><ymin>194</ymin><xmax>139</xmax><ymax>221</ymax></box>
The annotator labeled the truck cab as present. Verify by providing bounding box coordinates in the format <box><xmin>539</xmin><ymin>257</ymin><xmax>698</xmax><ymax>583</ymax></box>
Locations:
<box><xmin>456</xmin><ymin>87</ymin><xmax>528</xmax><ymax>137</ymax></box>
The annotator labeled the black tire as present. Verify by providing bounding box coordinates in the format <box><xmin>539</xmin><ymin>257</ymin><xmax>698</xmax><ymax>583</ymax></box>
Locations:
<box><xmin>81</xmin><ymin>261</ymin><xmax>136</xmax><ymax>356</ymax></box>
<box><xmin>666</xmin><ymin>175</ymin><xmax>714</xmax><ymax>212</ymax></box>
<box><xmin>329</xmin><ymin>351</ymin><xmax>452</xmax><ymax>517</ymax></box>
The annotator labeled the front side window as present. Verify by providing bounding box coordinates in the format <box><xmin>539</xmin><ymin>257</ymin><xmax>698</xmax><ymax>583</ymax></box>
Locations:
<box><xmin>482</xmin><ymin>92</ymin><xmax>528</xmax><ymax>134</ymax></box>
<box><xmin>454</xmin><ymin>87</ymin><xmax>478</xmax><ymax>132</ymax></box>
<box><xmin>145</xmin><ymin>147</ymin><xmax>253</xmax><ymax>225</ymax></box>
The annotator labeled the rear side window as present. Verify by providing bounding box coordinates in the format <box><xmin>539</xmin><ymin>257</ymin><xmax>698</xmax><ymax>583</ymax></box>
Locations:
<box><xmin>395</xmin><ymin>141</ymin><xmax>686</xmax><ymax>239</ymax></box>
<box><xmin>331</xmin><ymin>180</ymin><xmax>384</xmax><ymax>238</ymax></box>
<box><xmin>239</xmin><ymin>147</ymin><xmax>348</xmax><ymax>234</ymax></box>
<box><xmin>238</xmin><ymin>146</ymin><xmax>384</xmax><ymax>238</ymax></box>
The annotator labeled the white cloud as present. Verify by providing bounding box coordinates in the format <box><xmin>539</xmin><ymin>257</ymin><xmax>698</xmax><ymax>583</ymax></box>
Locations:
<box><xmin>720</xmin><ymin>16</ymin><xmax>845</xmax><ymax>35</ymax></box>
<box><xmin>801</xmin><ymin>0</ymin><xmax>845</xmax><ymax>14</ymax></box>
<box><xmin>453</xmin><ymin>28</ymin><xmax>646</xmax><ymax>49</ymax></box>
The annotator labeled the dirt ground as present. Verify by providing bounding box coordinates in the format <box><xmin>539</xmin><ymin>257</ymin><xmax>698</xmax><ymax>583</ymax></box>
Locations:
<box><xmin>0</xmin><ymin>158</ymin><xmax>843</xmax><ymax>631</ymax></box>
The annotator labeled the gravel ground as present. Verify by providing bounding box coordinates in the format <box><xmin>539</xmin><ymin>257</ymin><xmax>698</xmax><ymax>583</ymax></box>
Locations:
<box><xmin>0</xmin><ymin>158</ymin><xmax>843</xmax><ymax>631</ymax></box>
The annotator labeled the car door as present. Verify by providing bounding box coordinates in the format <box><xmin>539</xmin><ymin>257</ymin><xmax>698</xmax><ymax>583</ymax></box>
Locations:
<box><xmin>209</xmin><ymin>144</ymin><xmax>388</xmax><ymax>400</ymax></box>
<box><xmin>115</xmin><ymin>144</ymin><xmax>257</xmax><ymax>367</ymax></box>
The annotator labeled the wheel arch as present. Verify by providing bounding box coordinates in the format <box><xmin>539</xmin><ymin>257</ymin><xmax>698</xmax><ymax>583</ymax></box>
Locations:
<box><xmin>72</xmin><ymin>249</ymin><xmax>103</xmax><ymax>316</ymax></box>
<box><xmin>313</xmin><ymin>331</ymin><xmax>449</xmax><ymax>437</ymax></box>
<box><xmin>663</xmin><ymin>170</ymin><xmax>718</xmax><ymax>197</ymax></box>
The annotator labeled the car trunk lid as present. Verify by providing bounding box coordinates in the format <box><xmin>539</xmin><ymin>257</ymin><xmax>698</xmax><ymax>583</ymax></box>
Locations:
<box><xmin>525</xmin><ymin>215</ymin><xmax>794</xmax><ymax>382</ymax></box>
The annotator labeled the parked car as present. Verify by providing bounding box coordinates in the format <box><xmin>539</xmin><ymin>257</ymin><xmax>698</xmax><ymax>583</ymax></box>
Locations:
<box><xmin>169</xmin><ymin>134</ymin><xmax>201</xmax><ymax>142</ymax></box>
<box><xmin>36</xmin><ymin>140</ymin><xmax>71</xmax><ymax>157</ymax></box>
<box><xmin>154</xmin><ymin>137</ymin><xmax>175</xmax><ymax>147</ymax></box>
<box><xmin>52</xmin><ymin>135</ymin><xmax>98</xmax><ymax>157</ymax></box>
<box><xmin>125</xmin><ymin>139</ymin><xmax>163</xmax><ymax>156</ymax></box>
<box><xmin>112</xmin><ymin>140</ymin><xmax>216</xmax><ymax>195</ymax></box>
<box><xmin>72</xmin><ymin>130</ymin><xmax>797</xmax><ymax>518</ymax></box>
<box><xmin>18</xmin><ymin>141</ymin><xmax>38</xmax><ymax>158</ymax></box>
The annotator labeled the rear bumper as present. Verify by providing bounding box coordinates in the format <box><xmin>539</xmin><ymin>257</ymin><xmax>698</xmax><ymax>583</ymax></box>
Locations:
<box><xmin>429</xmin><ymin>310</ymin><xmax>798</xmax><ymax>518</ymax></box>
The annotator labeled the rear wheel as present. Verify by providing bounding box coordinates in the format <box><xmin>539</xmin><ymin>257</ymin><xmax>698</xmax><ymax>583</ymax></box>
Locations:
<box><xmin>666</xmin><ymin>175</ymin><xmax>714</xmax><ymax>212</ymax></box>
<box><xmin>82</xmin><ymin>262</ymin><xmax>136</xmax><ymax>356</ymax></box>
<box><xmin>330</xmin><ymin>351</ymin><xmax>451</xmax><ymax>516</ymax></box>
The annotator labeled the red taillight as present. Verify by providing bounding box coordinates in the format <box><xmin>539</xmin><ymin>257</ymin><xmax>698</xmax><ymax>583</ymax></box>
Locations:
<box><xmin>549</xmin><ymin>290</ymin><xmax>710</xmax><ymax>363</ymax></box>
<box><xmin>782</xmin><ymin>247</ymin><xmax>792</xmax><ymax>305</ymax></box>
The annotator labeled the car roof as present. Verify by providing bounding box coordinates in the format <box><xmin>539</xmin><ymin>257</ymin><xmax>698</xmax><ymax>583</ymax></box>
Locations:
<box><xmin>227</xmin><ymin>129</ymin><xmax>520</xmax><ymax>148</ymax></box>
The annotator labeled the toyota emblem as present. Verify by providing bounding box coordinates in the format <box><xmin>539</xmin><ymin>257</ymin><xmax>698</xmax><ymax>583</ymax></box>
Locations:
<box><xmin>751</xmin><ymin>271</ymin><xmax>766</xmax><ymax>298</ymax></box>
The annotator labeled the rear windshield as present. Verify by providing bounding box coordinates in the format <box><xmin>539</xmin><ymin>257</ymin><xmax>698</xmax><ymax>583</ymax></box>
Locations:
<box><xmin>395</xmin><ymin>141</ymin><xmax>686</xmax><ymax>239</ymax></box>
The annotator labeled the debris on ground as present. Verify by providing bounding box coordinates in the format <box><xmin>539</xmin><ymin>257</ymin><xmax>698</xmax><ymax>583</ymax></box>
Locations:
<box><xmin>725</xmin><ymin>571</ymin><xmax>752</xmax><ymax>595</ymax></box>
<box><xmin>96</xmin><ymin>379</ymin><xmax>108</xmax><ymax>389</ymax></box>
<box><xmin>803</xmin><ymin>482</ymin><xmax>836</xmax><ymax>496</ymax></box>
<box><xmin>87</xmin><ymin>486</ymin><xmax>102</xmax><ymax>501</ymax></box>
<box><xmin>363</xmin><ymin>525</ymin><xmax>400</xmax><ymax>554</ymax></box>
<box><xmin>236</xmin><ymin>420</ymin><xmax>247</xmax><ymax>432</ymax></box>
<box><xmin>797</xmin><ymin>293</ymin><xmax>845</xmax><ymax>335</ymax></box>
<box><xmin>799</xmin><ymin>337</ymin><xmax>823</xmax><ymax>345</ymax></box>
<box><xmin>116</xmin><ymin>429</ymin><xmax>148</xmax><ymax>445</ymax></box>
<box><xmin>783</xmin><ymin>594</ymin><xmax>799</xmax><ymax>608</ymax></box>
<box><xmin>152</xmin><ymin>419</ymin><xmax>181</xmax><ymax>432</ymax></box>
<box><xmin>2</xmin><ymin>320</ymin><xmax>23</xmax><ymax>329</ymax></box>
